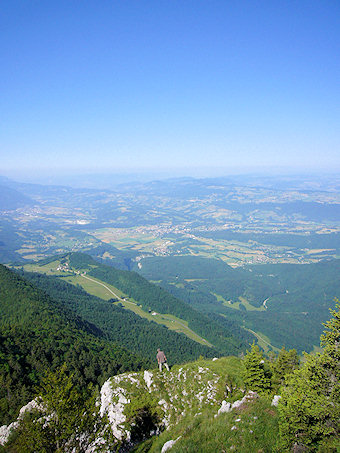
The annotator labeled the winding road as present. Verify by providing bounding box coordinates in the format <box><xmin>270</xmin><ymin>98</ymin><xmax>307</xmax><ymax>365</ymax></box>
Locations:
<box><xmin>81</xmin><ymin>274</ymin><xmax>212</xmax><ymax>346</ymax></box>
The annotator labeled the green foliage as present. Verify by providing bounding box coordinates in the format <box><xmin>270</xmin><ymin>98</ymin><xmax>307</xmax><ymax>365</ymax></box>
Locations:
<box><xmin>6</xmin><ymin>365</ymin><xmax>117</xmax><ymax>452</ymax></box>
<box><xmin>320</xmin><ymin>300</ymin><xmax>340</xmax><ymax>351</ymax></box>
<box><xmin>141</xmin><ymin>397</ymin><xmax>279</xmax><ymax>453</ymax></box>
<box><xmin>67</xmin><ymin>253</ymin><xmax>250</xmax><ymax>355</ymax></box>
<box><xmin>270</xmin><ymin>347</ymin><xmax>299</xmax><ymax>392</ymax></box>
<box><xmin>0</xmin><ymin>264</ymin><xmax>147</xmax><ymax>425</ymax></box>
<box><xmin>135</xmin><ymin>255</ymin><xmax>236</xmax><ymax>280</ymax></box>
<box><xmin>243</xmin><ymin>343</ymin><xmax>271</xmax><ymax>394</ymax></box>
<box><xmin>87</xmin><ymin>243</ymin><xmax>137</xmax><ymax>270</ymax></box>
<box><xmin>5</xmin><ymin>409</ymin><xmax>55</xmax><ymax>453</ymax></box>
<box><xmin>0</xmin><ymin>220</ymin><xmax>26</xmax><ymax>263</ymax></box>
<box><xmin>137</xmin><ymin>254</ymin><xmax>340</xmax><ymax>352</ymax></box>
<box><xmin>278</xmin><ymin>303</ymin><xmax>340</xmax><ymax>451</ymax></box>
<box><xmin>124</xmin><ymin>390</ymin><xmax>164</xmax><ymax>443</ymax></box>
<box><xmin>22</xmin><ymin>270</ymin><xmax>218</xmax><ymax>364</ymax></box>
<box><xmin>26</xmin><ymin>252</ymin><xmax>250</xmax><ymax>356</ymax></box>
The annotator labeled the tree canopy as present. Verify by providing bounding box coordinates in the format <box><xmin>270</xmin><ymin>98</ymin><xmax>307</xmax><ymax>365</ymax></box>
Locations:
<box><xmin>278</xmin><ymin>302</ymin><xmax>340</xmax><ymax>451</ymax></box>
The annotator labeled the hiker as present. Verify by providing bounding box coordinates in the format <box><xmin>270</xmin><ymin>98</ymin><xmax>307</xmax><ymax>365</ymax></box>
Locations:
<box><xmin>157</xmin><ymin>348</ymin><xmax>169</xmax><ymax>372</ymax></box>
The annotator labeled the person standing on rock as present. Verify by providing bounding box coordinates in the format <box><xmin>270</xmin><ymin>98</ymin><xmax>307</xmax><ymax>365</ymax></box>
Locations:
<box><xmin>157</xmin><ymin>348</ymin><xmax>169</xmax><ymax>372</ymax></box>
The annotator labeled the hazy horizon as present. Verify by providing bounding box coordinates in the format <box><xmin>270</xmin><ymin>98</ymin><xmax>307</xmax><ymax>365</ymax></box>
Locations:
<box><xmin>2</xmin><ymin>166</ymin><xmax>340</xmax><ymax>191</ymax></box>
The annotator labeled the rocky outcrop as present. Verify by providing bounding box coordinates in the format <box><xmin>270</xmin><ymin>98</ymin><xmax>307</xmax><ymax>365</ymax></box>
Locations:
<box><xmin>215</xmin><ymin>390</ymin><xmax>259</xmax><ymax>417</ymax></box>
<box><xmin>161</xmin><ymin>435</ymin><xmax>181</xmax><ymax>452</ymax></box>
<box><xmin>99</xmin><ymin>361</ymin><xmax>225</xmax><ymax>445</ymax></box>
<box><xmin>0</xmin><ymin>399</ymin><xmax>44</xmax><ymax>446</ymax></box>
<box><xmin>99</xmin><ymin>373</ymin><xmax>138</xmax><ymax>441</ymax></box>
<box><xmin>271</xmin><ymin>395</ymin><xmax>281</xmax><ymax>407</ymax></box>
<box><xmin>1</xmin><ymin>358</ymin><xmax>245</xmax><ymax>451</ymax></box>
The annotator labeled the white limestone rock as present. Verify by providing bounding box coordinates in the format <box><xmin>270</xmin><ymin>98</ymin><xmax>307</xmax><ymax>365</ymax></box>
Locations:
<box><xmin>158</xmin><ymin>399</ymin><xmax>170</xmax><ymax>428</ymax></box>
<box><xmin>100</xmin><ymin>378</ymin><xmax>131</xmax><ymax>441</ymax></box>
<box><xmin>218</xmin><ymin>400</ymin><xmax>232</xmax><ymax>415</ymax></box>
<box><xmin>144</xmin><ymin>370</ymin><xmax>153</xmax><ymax>390</ymax></box>
<box><xmin>215</xmin><ymin>391</ymin><xmax>259</xmax><ymax>417</ymax></box>
<box><xmin>0</xmin><ymin>422</ymin><xmax>18</xmax><ymax>446</ymax></box>
<box><xmin>232</xmin><ymin>390</ymin><xmax>259</xmax><ymax>410</ymax></box>
<box><xmin>19</xmin><ymin>399</ymin><xmax>44</xmax><ymax>417</ymax></box>
<box><xmin>271</xmin><ymin>395</ymin><xmax>281</xmax><ymax>407</ymax></box>
<box><xmin>161</xmin><ymin>436</ymin><xmax>181</xmax><ymax>452</ymax></box>
<box><xmin>0</xmin><ymin>398</ymin><xmax>44</xmax><ymax>446</ymax></box>
<box><xmin>231</xmin><ymin>399</ymin><xmax>243</xmax><ymax>410</ymax></box>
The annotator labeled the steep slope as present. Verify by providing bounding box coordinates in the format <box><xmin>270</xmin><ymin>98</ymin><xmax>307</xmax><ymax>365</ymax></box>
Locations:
<box><xmin>135</xmin><ymin>255</ymin><xmax>340</xmax><ymax>352</ymax></box>
<box><xmin>1</xmin><ymin>272</ymin><xmax>338</xmax><ymax>452</ymax></box>
<box><xmin>21</xmin><ymin>270</ymin><xmax>219</xmax><ymax>363</ymax></box>
<box><xmin>67</xmin><ymin>253</ymin><xmax>253</xmax><ymax>355</ymax></box>
<box><xmin>1</xmin><ymin>357</ymin><xmax>280</xmax><ymax>452</ymax></box>
<box><xmin>0</xmin><ymin>220</ymin><xmax>26</xmax><ymax>263</ymax></box>
<box><xmin>0</xmin><ymin>264</ymin><xmax>147</xmax><ymax>425</ymax></box>
<box><xmin>0</xmin><ymin>185</ymin><xmax>35</xmax><ymax>211</ymax></box>
<box><xmin>98</xmin><ymin>357</ymin><xmax>245</xmax><ymax>444</ymax></box>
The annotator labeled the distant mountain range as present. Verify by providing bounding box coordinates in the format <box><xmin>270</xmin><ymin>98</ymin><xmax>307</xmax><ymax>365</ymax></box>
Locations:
<box><xmin>0</xmin><ymin>185</ymin><xmax>35</xmax><ymax>211</ymax></box>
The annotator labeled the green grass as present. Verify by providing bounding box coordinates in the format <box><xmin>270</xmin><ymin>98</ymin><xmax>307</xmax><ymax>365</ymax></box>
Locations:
<box><xmin>64</xmin><ymin>274</ymin><xmax>125</xmax><ymax>300</ymax></box>
<box><xmin>136</xmin><ymin>397</ymin><xmax>279</xmax><ymax>453</ymax></box>
<box><xmin>213</xmin><ymin>292</ymin><xmax>230</xmax><ymax>304</ymax></box>
<box><xmin>243</xmin><ymin>328</ymin><xmax>280</xmax><ymax>354</ymax></box>
<box><xmin>20</xmin><ymin>262</ymin><xmax>212</xmax><ymax>348</ymax></box>
<box><xmin>156</xmin><ymin>314</ymin><xmax>213</xmax><ymax>347</ymax></box>
<box><xmin>222</xmin><ymin>296</ymin><xmax>266</xmax><ymax>312</ymax></box>
<box><xmin>23</xmin><ymin>260</ymin><xmax>63</xmax><ymax>275</ymax></box>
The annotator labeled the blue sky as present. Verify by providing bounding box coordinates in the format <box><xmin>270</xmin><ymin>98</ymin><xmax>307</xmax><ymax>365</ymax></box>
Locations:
<box><xmin>1</xmin><ymin>0</ymin><xmax>340</xmax><ymax>180</ymax></box>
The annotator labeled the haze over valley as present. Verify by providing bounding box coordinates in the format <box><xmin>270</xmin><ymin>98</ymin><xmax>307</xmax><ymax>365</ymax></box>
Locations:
<box><xmin>1</xmin><ymin>172</ymin><xmax>339</xmax><ymax>355</ymax></box>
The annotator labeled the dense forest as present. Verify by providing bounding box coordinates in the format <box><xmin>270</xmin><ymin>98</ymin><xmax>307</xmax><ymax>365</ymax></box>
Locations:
<box><xmin>0</xmin><ymin>264</ymin><xmax>148</xmax><ymax>425</ymax></box>
<box><xmin>67</xmin><ymin>252</ymin><xmax>253</xmax><ymax>355</ymax></box>
<box><xmin>0</xmin><ymin>220</ymin><xmax>25</xmax><ymax>263</ymax></box>
<box><xmin>136</xmin><ymin>255</ymin><xmax>340</xmax><ymax>352</ymax></box>
<box><xmin>20</xmin><ymin>270</ymin><xmax>219</xmax><ymax>363</ymax></box>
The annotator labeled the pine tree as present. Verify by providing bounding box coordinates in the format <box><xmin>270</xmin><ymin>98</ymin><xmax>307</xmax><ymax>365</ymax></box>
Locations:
<box><xmin>271</xmin><ymin>347</ymin><xmax>299</xmax><ymax>392</ymax></box>
<box><xmin>243</xmin><ymin>342</ymin><xmax>271</xmax><ymax>394</ymax></box>
<box><xmin>278</xmin><ymin>302</ymin><xmax>340</xmax><ymax>452</ymax></box>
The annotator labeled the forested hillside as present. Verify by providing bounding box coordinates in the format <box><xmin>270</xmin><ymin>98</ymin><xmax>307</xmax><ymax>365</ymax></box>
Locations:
<box><xmin>0</xmin><ymin>185</ymin><xmax>34</xmax><ymax>211</ymax></box>
<box><xmin>1</xmin><ymin>304</ymin><xmax>339</xmax><ymax>452</ymax></box>
<box><xmin>136</xmin><ymin>255</ymin><xmax>340</xmax><ymax>352</ymax></box>
<box><xmin>1</xmin><ymin>258</ymin><xmax>250</xmax><ymax>427</ymax></box>
<box><xmin>20</xmin><ymin>270</ymin><xmax>219</xmax><ymax>363</ymax></box>
<box><xmin>66</xmin><ymin>253</ymin><xmax>253</xmax><ymax>355</ymax></box>
<box><xmin>0</xmin><ymin>264</ymin><xmax>148</xmax><ymax>425</ymax></box>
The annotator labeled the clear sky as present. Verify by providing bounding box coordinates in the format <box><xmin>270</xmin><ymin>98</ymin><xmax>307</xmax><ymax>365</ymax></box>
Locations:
<box><xmin>1</xmin><ymin>0</ymin><xmax>340</xmax><ymax>180</ymax></box>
